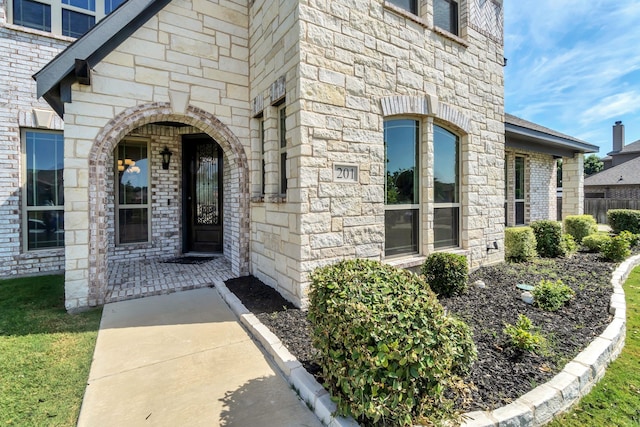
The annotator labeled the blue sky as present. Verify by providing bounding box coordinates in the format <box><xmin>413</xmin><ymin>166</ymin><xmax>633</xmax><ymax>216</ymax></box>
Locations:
<box><xmin>504</xmin><ymin>1</ymin><xmax>640</xmax><ymax>156</ymax></box>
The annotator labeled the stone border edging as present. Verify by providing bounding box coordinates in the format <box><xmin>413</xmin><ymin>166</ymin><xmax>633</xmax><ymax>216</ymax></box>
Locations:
<box><xmin>214</xmin><ymin>281</ymin><xmax>359</xmax><ymax>427</ymax></box>
<box><xmin>214</xmin><ymin>254</ymin><xmax>640</xmax><ymax>427</ymax></box>
<box><xmin>463</xmin><ymin>254</ymin><xmax>640</xmax><ymax>427</ymax></box>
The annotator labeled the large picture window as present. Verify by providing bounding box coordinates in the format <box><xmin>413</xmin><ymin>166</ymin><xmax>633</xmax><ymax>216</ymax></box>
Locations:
<box><xmin>434</xmin><ymin>125</ymin><xmax>460</xmax><ymax>249</ymax></box>
<box><xmin>23</xmin><ymin>130</ymin><xmax>64</xmax><ymax>251</ymax></box>
<box><xmin>115</xmin><ymin>140</ymin><xmax>149</xmax><ymax>244</ymax></box>
<box><xmin>384</xmin><ymin>119</ymin><xmax>419</xmax><ymax>256</ymax></box>
<box><xmin>11</xmin><ymin>0</ymin><xmax>125</xmax><ymax>36</ymax></box>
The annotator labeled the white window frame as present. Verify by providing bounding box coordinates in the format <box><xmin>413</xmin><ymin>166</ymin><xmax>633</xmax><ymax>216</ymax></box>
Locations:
<box><xmin>514</xmin><ymin>155</ymin><xmax>526</xmax><ymax>225</ymax></box>
<box><xmin>8</xmin><ymin>0</ymin><xmax>116</xmax><ymax>36</ymax></box>
<box><xmin>21</xmin><ymin>128</ymin><xmax>65</xmax><ymax>252</ymax></box>
<box><xmin>114</xmin><ymin>138</ymin><xmax>151</xmax><ymax>246</ymax></box>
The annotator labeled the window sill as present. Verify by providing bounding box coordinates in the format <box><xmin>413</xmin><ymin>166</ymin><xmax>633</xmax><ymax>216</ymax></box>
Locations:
<box><xmin>385</xmin><ymin>255</ymin><xmax>426</xmax><ymax>270</ymax></box>
<box><xmin>1</xmin><ymin>22</ymin><xmax>76</xmax><ymax>42</ymax></box>
<box><xmin>383</xmin><ymin>1</ymin><xmax>429</xmax><ymax>28</ymax></box>
<box><xmin>267</xmin><ymin>195</ymin><xmax>287</xmax><ymax>203</ymax></box>
<box><xmin>433</xmin><ymin>26</ymin><xmax>469</xmax><ymax>48</ymax></box>
<box><xmin>21</xmin><ymin>247</ymin><xmax>65</xmax><ymax>257</ymax></box>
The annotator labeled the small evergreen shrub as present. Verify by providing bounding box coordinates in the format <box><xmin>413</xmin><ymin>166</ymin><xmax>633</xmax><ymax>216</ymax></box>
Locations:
<box><xmin>532</xmin><ymin>279</ymin><xmax>575</xmax><ymax>311</ymax></box>
<box><xmin>582</xmin><ymin>233</ymin><xmax>611</xmax><ymax>252</ymax></box>
<box><xmin>505</xmin><ymin>227</ymin><xmax>537</xmax><ymax>262</ymax></box>
<box><xmin>503</xmin><ymin>314</ymin><xmax>547</xmax><ymax>353</ymax></box>
<box><xmin>602</xmin><ymin>234</ymin><xmax>631</xmax><ymax>262</ymax></box>
<box><xmin>530</xmin><ymin>220</ymin><xmax>563</xmax><ymax>257</ymax></box>
<box><xmin>560</xmin><ymin>233</ymin><xmax>577</xmax><ymax>257</ymax></box>
<box><xmin>619</xmin><ymin>230</ymin><xmax>640</xmax><ymax>247</ymax></box>
<box><xmin>308</xmin><ymin>259</ymin><xmax>477</xmax><ymax>426</ymax></box>
<box><xmin>563</xmin><ymin>215</ymin><xmax>598</xmax><ymax>243</ymax></box>
<box><xmin>608</xmin><ymin>209</ymin><xmax>640</xmax><ymax>234</ymax></box>
<box><xmin>421</xmin><ymin>252</ymin><xmax>468</xmax><ymax>297</ymax></box>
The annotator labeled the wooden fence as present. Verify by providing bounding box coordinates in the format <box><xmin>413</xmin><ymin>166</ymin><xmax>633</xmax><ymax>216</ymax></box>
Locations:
<box><xmin>584</xmin><ymin>199</ymin><xmax>640</xmax><ymax>224</ymax></box>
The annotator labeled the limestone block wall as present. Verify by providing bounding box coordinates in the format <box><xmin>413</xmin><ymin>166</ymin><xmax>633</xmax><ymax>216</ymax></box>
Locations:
<box><xmin>248</xmin><ymin>0</ymin><xmax>303</xmax><ymax>304</ymax></box>
<box><xmin>0</xmin><ymin>4</ymin><xmax>71</xmax><ymax>278</ymax></box>
<box><xmin>62</xmin><ymin>0</ymin><xmax>251</xmax><ymax>310</ymax></box>
<box><xmin>293</xmin><ymin>0</ymin><xmax>505</xmax><ymax>301</ymax></box>
<box><xmin>562</xmin><ymin>153</ymin><xmax>585</xmax><ymax>219</ymax></box>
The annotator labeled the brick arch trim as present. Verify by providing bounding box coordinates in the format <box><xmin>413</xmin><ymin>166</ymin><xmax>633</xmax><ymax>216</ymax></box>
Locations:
<box><xmin>87</xmin><ymin>102</ymin><xmax>249</xmax><ymax>303</ymax></box>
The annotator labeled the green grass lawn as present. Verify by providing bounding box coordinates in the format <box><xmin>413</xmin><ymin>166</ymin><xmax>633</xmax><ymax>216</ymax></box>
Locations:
<box><xmin>0</xmin><ymin>275</ymin><xmax>102</xmax><ymax>426</ymax></box>
<box><xmin>549</xmin><ymin>266</ymin><xmax>640</xmax><ymax>426</ymax></box>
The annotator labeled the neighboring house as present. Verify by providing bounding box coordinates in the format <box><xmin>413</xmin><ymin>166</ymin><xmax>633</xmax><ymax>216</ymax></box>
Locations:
<box><xmin>585</xmin><ymin>121</ymin><xmax>640</xmax><ymax>222</ymax></box>
<box><xmin>504</xmin><ymin>114</ymin><xmax>598</xmax><ymax>225</ymax></box>
<box><xmin>3</xmin><ymin>0</ymin><xmax>508</xmax><ymax>311</ymax></box>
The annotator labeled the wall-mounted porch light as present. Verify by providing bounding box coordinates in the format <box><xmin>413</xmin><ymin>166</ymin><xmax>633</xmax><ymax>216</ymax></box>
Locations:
<box><xmin>160</xmin><ymin>147</ymin><xmax>173</xmax><ymax>170</ymax></box>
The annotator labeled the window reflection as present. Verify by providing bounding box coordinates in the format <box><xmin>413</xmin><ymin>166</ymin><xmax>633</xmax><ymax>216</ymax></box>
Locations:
<box><xmin>434</xmin><ymin>125</ymin><xmax>460</xmax><ymax>249</ymax></box>
<box><xmin>116</xmin><ymin>140</ymin><xmax>149</xmax><ymax>244</ymax></box>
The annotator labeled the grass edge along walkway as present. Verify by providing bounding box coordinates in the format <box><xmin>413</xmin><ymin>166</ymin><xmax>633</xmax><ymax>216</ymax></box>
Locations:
<box><xmin>0</xmin><ymin>275</ymin><xmax>102</xmax><ymax>426</ymax></box>
<box><xmin>549</xmin><ymin>265</ymin><xmax>640</xmax><ymax>426</ymax></box>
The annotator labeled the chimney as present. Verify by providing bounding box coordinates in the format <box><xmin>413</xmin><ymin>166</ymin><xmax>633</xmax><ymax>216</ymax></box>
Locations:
<box><xmin>613</xmin><ymin>121</ymin><xmax>625</xmax><ymax>152</ymax></box>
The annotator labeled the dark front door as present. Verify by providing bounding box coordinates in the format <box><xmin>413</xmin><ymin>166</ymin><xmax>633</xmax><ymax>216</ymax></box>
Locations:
<box><xmin>183</xmin><ymin>135</ymin><xmax>223</xmax><ymax>253</ymax></box>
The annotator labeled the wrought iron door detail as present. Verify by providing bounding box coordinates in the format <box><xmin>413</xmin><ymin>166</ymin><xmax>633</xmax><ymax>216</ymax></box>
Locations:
<box><xmin>195</xmin><ymin>143</ymin><xmax>219</xmax><ymax>225</ymax></box>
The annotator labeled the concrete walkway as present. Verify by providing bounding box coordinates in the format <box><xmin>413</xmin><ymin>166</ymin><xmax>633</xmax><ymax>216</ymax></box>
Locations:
<box><xmin>78</xmin><ymin>287</ymin><xmax>323</xmax><ymax>427</ymax></box>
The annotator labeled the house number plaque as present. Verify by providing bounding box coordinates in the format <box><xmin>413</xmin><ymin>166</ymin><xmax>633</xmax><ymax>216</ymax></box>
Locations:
<box><xmin>333</xmin><ymin>164</ymin><xmax>358</xmax><ymax>183</ymax></box>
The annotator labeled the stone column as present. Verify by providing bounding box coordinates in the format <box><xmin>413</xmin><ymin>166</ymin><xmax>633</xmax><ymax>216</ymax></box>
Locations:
<box><xmin>562</xmin><ymin>153</ymin><xmax>584</xmax><ymax>219</ymax></box>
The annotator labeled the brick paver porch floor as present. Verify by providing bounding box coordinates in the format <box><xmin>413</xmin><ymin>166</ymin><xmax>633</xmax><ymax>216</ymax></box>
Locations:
<box><xmin>106</xmin><ymin>256</ymin><xmax>235</xmax><ymax>304</ymax></box>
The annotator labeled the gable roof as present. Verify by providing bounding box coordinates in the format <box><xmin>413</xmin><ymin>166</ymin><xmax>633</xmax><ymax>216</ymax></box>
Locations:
<box><xmin>33</xmin><ymin>0</ymin><xmax>171</xmax><ymax>117</ymax></box>
<box><xmin>505</xmin><ymin>113</ymin><xmax>598</xmax><ymax>157</ymax></box>
<box><xmin>608</xmin><ymin>138</ymin><xmax>640</xmax><ymax>156</ymax></box>
<box><xmin>584</xmin><ymin>155</ymin><xmax>640</xmax><ymax>186</ymax></box>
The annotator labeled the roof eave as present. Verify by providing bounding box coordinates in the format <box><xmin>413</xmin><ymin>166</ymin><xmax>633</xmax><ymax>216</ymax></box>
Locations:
<box><xmin>505</xmin><ymin>123</ymin><xmax>598</xmax><ymax>156</ymax></box>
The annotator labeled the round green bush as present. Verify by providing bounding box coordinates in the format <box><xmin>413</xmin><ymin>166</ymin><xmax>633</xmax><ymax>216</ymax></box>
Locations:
<box><xmin>505</xmin><ymin>227</ymin><xmax>538</xmax><ymax>262</ymax></box>
<box><xmin>308</xmin><ymin>259</ymin><xmax>476</xmax><ymax>426</ymax></box>
<box><xmin>582</xmin><ymin>233</ymin><xmax>611</xmax><ymax>252</ymax></box>
<box><xmin>530</xmin><ymin>220</ymin><xmax>563</xmax><ymax>258</ymax></box>
<box><xmin>560</xmin><ymin>233</ymin><xmax>577</xmax><ymax>257</ymax></box>
<box><xmin>608</xmin><ymin>209</ymin><xmax>640</xmax><ymax>234</ymax></box>
<box><xmin>563</xmin><ymin>215</ymin><xmax>598</xmax><ymax>243</ymax></box>
<box><xmin>602</xmin><ymin>234</ymin><xmax>631</xmax><ymax>262</ymax></box>
<box><xmin>421</xmin><ymin>252</ymin><xmax>468</xmax><ymax>297</ymax></box>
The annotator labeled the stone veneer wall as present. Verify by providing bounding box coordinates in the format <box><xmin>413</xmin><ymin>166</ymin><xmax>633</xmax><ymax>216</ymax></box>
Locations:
<box><xmin>248</xmin><ymin>0</ymin><xmax>303</xmax><ymax>304</ymax></box>
<box><xmin>290</xmin><ymin>0</ymin><xmax>506</xmax><ymax>304</ymax></box>
<box><xmin>0</xmin><ymin>1</ymin><xmax>70</xmax><ymax>277</ymax></box>
<box><xmin>62</xmin><ymin>0</ymin><xmax>251</xmax><ymax>310</ymax></box>
<box><xmin>562</xmin><ymin>153</ymin><xmax>585</xmax><ymax>219</ymax></box>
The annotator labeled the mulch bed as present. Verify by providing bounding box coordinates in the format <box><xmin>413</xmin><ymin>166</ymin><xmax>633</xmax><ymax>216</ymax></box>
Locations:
<box><xmin>225</xmin><ymin>251</ymin><xmax>626</xmax><ymax>412</ymax></box>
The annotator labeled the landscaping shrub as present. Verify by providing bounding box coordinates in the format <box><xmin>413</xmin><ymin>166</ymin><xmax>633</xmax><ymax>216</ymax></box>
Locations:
<box><xmin>503</xmin><ymin>314</ymin><xmax>547</xmax><ymax>354</ymax></box>
<box><xmin>532</xmin><ymin>279</ymin><xmax>575</xmax><ymax>311</ymax></box>
<box><xmin>582</xmin><ymin>233</ymin><xmax>611</xmax><ymax>252</ymax></box>
<box><xmin>602</xmin><ymin>234</ymin><xmax>631</xmax><ymax>262</ymax></box>
<box><xmin>619</xmin><ymin>230</ymin><xmax>640</xmax><ymax>247</ymax></box>
<box><xmin>530</xmin><ymin>220</ymin><xmax>563</xmax><ymax>258</ymax></box>
<box><xmin>608</xmin><ymin>209</ymin><xmax>640</xmax><ymax>234</ymax></box>
<box><xmin>561</xmin><ymin>234</ymin><xmax>577</xmax><ymax>256</ymax></box>
<box><xmin>308</xmin><ymin>259</ymin><xmax>477</xmax><ymax>426</ymax></box>
<box><xmin>421</xmin><ymin>252</ymin><xmax>468</xmax><ymax>297</ymax></box>
<box><xmin>505</xmin><ymin>227</ymin><xmax>537</xmax><ymax>262</ymax></box>
<box><xmin>563</xmin><ymin>215</ymin><xmax>598</xmax><ymax>243</ymax></box>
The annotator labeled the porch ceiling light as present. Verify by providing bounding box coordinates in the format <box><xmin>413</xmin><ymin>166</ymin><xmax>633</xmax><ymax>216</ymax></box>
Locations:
<box><xmin>160</xmin><ymin>147</ymin><xmax>173</xmax><ymax>170</ymax></box>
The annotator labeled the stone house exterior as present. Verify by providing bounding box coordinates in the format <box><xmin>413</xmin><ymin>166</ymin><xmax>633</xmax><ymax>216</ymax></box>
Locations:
<box><xmin>5</xmin><ymin>0</ymin><xmax>511</xmax><ymax>311</ymax></box>
<box><xmin>504</xmin><ymin>114</ymin><xmax>597</xmax><ymax>225</ymax></box>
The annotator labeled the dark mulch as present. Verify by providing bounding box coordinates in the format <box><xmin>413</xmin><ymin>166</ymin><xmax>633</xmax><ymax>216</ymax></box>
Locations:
<box><xmin>225</xmin><ymin>251</ymin><xmax>625</xmax><ymax>412</ymax></box>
